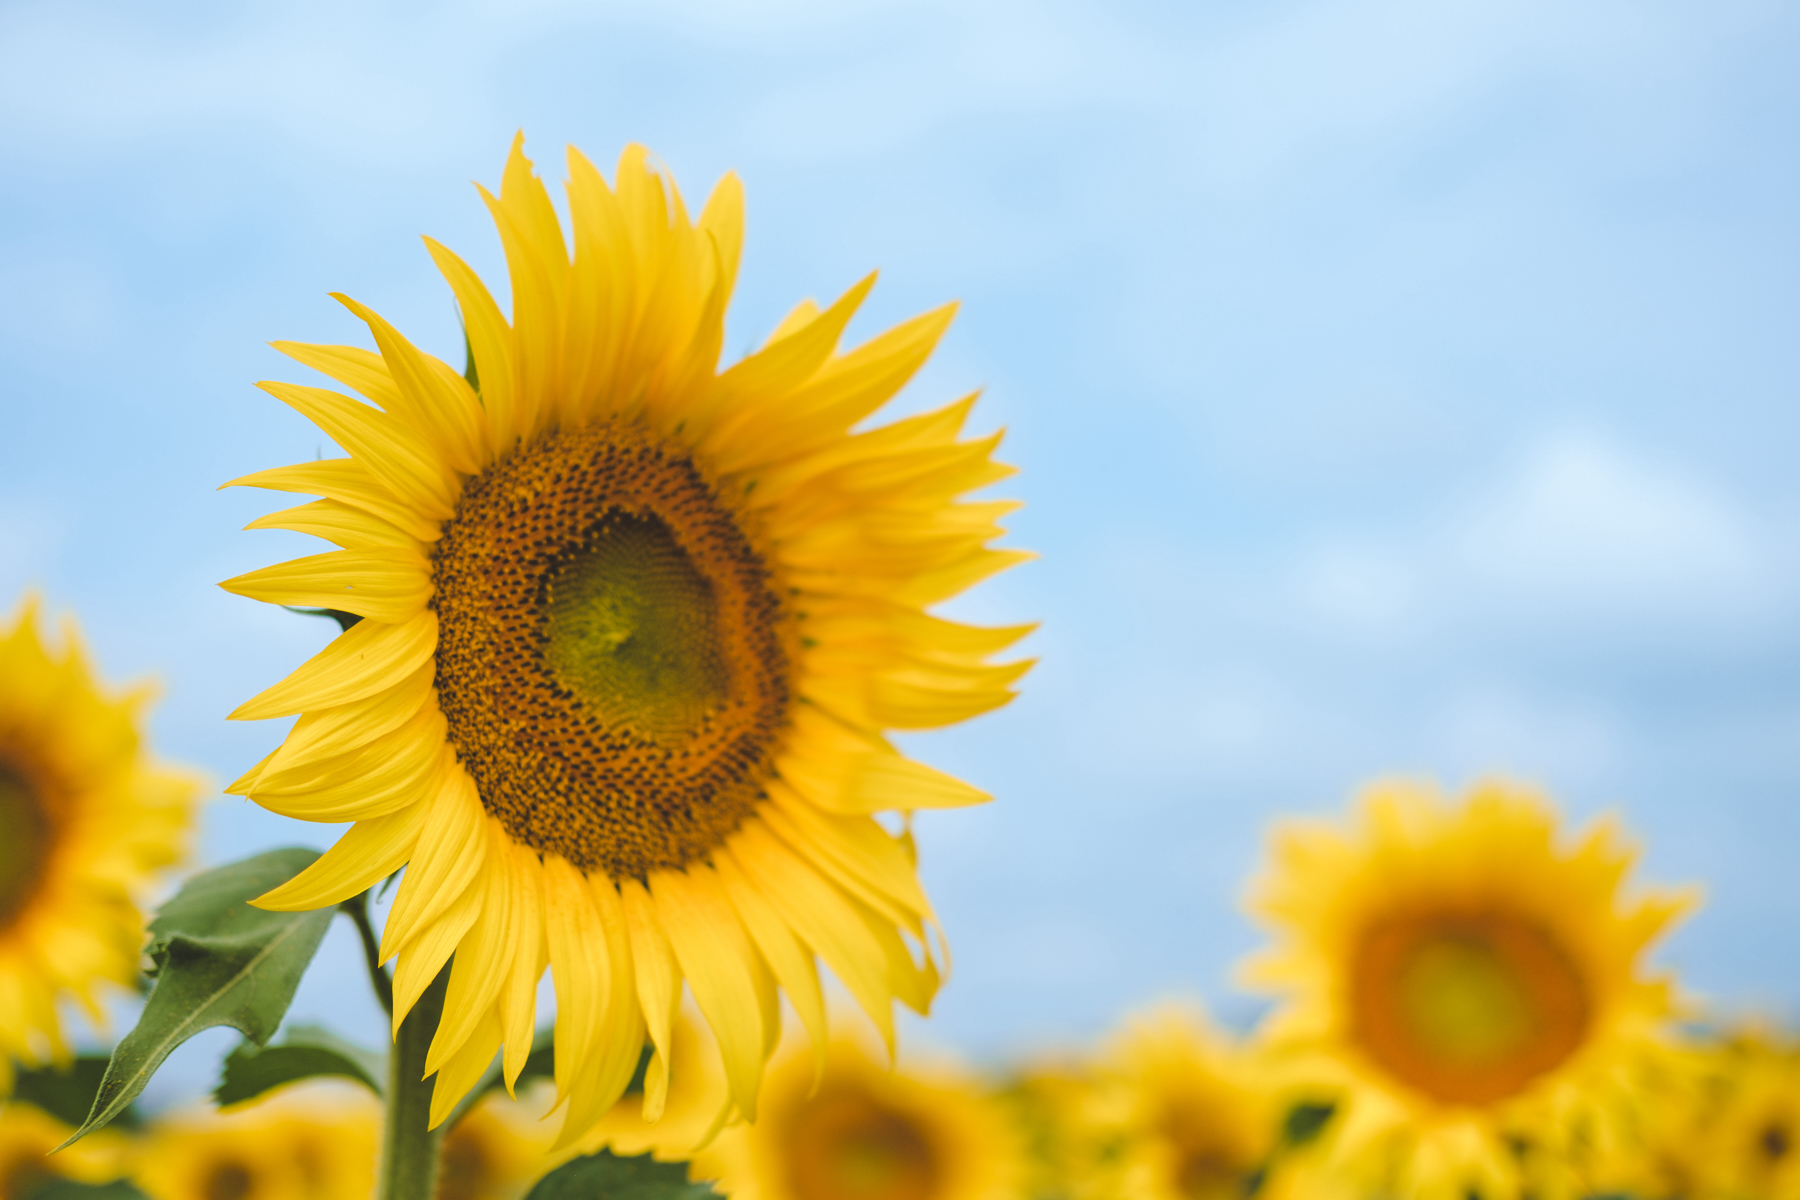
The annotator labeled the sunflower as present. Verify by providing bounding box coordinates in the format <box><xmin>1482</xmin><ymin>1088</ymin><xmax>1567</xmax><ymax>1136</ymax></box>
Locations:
<box><xmin>220</xmin><ymin>135</ymin><xmax>1029</xmax><ymax>1138</ymax></box>
<box><xmin>0</xmin><ymin>599</ymin><xmax>199</xmax><ymax>1088</ymax></box>
<box><xmin>436</xmin><ymin>1093</ymin><xmax>557</xmax><ymax>1200</ymax></box>
<box><xmin>1242</xmin><ymin>778</ymin><xmax>1694</xmax><ymax>1200</ymax></box>
<box><xmin>132</xmin><ymin>1085</ymin><xmax>380</xmax><ymax>1200</ymax></box>
<box><xmin>1080</xmin><ymin>1005</ymin><xmax>1279</xmax><ymax>1200</ymax></box>
<box><xmin>0</xmin><ymin>1102</ymin><xmax>134</xmax><ymax>1198</ymax></box>
<box><xmin>691</xmin><ymin>1033</ymin><xmax>1026</xmax><ymax>1200</ymax></box>
<box><xmin>572</xmin><ymin>1009</ymin><xmax>730</xmax><ymax>1161</ymax></box>
<box><xmin>1601</xmin><ymin>1025</ymin><xmax>1800</xmax><ymax>1200</ymax></box>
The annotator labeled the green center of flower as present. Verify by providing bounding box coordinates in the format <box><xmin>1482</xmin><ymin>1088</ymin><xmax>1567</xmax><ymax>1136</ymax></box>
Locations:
<box><xmin>1352</xmin><ymin>911</ymin><xmax>1591</xmax><ymax>1107</ymax></box>
<box><xmin>544</xmin><ymin>512</ymin><xmax>730</xmax><ymax>746</ymax></box>
<box><xmin>432</xmin><ymin>421</ymin><xmax>792</xmax><ymax>879</ymax></box>
<box><xmin>0</xmin><ymin>762</ymin><xmax>49</xmax><ymax>927</ymax></box>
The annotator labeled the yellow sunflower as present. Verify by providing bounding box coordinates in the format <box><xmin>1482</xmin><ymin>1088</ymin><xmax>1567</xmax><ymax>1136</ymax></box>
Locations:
<box><xmin>0</xmin><ymin>1102</ymin><xmax>134</xmax><ymax>1197</ymax></box>
<box><xmin>220</xmin><ymin>135</ymin><xmax>1029</xmax><ymax>1138</ymax></box>
<box><xmin>572</xmin><ymin>1008</ymin><xmax>730</xmax><ymax>1161</ymax></box>
<box><xmin>1600</xmin><ymin>1024</ymin><xmax>1800</xmax><ymax>1200</ymax></box>
<box><xmin>132</xmin><ymin>1085</ymin><xmax>380</xmax><ymax>1200</ymax></box>
<box><xmin>0</xmin><ymin>599</ymin><xmax>199</xmax><ymax>1088</ymax></box>
<box><xmin>692</xmin><ymin>1032</ymin><xmax>1026</xmax><ymax>1200</ymax></box>
<box><xmin>436</xmin><ymin>1093</ymin><xmax>558</xmax><ymax>1200</ymax></box>
<box><xmin>1242</xmin><ymin>778</ymin><xmax>1694</xmax><ymax>1200</ymax></box>
<box><xmin>1082</xmin><ymin>1005</ymin><xmax>1279</xmax><ymax>1200</ymax></box>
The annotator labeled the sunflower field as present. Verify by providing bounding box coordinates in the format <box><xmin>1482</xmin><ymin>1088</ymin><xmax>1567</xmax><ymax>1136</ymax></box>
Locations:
<box><xmin>0</xmin><ymin>54</ymin><xmax>1796</xmax><ymax>1200</ymax></box>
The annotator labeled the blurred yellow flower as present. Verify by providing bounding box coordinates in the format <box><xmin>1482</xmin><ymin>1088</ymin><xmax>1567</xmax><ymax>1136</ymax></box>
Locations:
<box><xmin>221</xmin><ymin>133</ymin><xmax>1028</xmax><ymax>1140</ymax></box>
<box><xmin>133</xmin><ymin>1085</ymin><xmax>380</xmax><ymax>1200</ymax></box>
<box><xmin>1081</xmin><ymin>1005</ymin><xmax>1278</xmax><ymax>1200</ymax></box>
<box><xmin>0</xmin><ymin>598</ymin><xmax>200</xmax><ymax>1089</ymax></box>
<box><xmin>0</xmin><ymin>1101</ymin><xmax>133</xmax><ymax>1196</ymax></box>
<box><xmin>1242</xmin><ymin>778</ymin><xmax>1694</xmax><ymax>1200</ymax></box>
<box><xmin>693</xmin><ymin>1033</ymin><xmax>1026</xmax><ymax>1200</ymax></box>
<box><xmin>571</xmin><ymin>1010</ymin><xmax>729</xmax><ymax>1162</ymax></box>
<box><xmin>436</xmin><ymin>1093</ymin><xmax>558</xmax><ymax>1200</ymax></box>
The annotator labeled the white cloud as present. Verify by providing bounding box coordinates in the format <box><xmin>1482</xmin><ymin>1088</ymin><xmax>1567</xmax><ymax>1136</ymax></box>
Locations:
<box><xmin>1454</xmin><ymin>433</ymin><xmax>1772</xmax><ymax>620</ymax></box>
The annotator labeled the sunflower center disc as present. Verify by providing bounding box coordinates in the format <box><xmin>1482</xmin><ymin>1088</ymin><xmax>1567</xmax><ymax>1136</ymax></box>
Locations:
<box><xmin>787</xmin><ymin>1090</ymin><xmax>940</xmax><ymax>1200</ymax></box>
<box><xmin>432</xmin><ymin>422</ymin><xmax>791</xmax><ymax>879</ymax></box>
<box><xmin>0</xmin><ymin>761</ymin><xmax>50</xmax><ymax>927</ymax></box>
<box><xmin>1350</xmin><ymin>912</ymin><xmax>1591</xmax><ymax>1106</ymax></box>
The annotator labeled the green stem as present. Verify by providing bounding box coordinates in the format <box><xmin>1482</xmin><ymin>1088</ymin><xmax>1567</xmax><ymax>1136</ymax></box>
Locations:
<box><xmin>379</xmin><ymin>963</ymin><xmax>449</xmax><ymax>1200</ymax></box>
<box><xmin>341</xmin><ymin>891</ymin><xmax>394</xmax><ymax>1016</ymax></box>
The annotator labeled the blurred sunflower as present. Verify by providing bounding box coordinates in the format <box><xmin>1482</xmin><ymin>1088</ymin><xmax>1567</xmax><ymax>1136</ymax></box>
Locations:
<box><xmin>0</xmin><ymin>599</ymin><xmax>199</xmax><ymax>1088</ymax></box>
<box><xmin>436</xmin><ymin>1093</ymin><xmax>557</xmax><ymax>1200</ymax></box>
<box><xmin>221</xmin><ymin>135</ymin><xmax>1029</xmax><ymax>1137</ymax></box>
<box><xmin>572</xmin><ymin>1009</ymin><xmax>729</xmax><ymax>1161</ymax></box>
<box><xmin>1242</xmin><ymin>778</ymin><xmax>1693</xmax><ymax>1200</ymax></box>
<box><xmin>133</xmin><ymin>1086</ymin><xmax>379</xmax><ymax>1200</ymax></box>
<box><xmin>1083</xmin><ymin>1005</ymin><xmax>1278</xmax><ymax>1200</ymax></box>
<box><xmin>1614</xmin><ymin>1026</ymin><xmax>1800</xmax><ymax>1200</ymax></box>
<box><xmin>693</xmin><ymin>1033</ymin><xmax>1025</xmax><ymax>1200</ymax></box>
<box><xmin>0</xmin><ymin>1102</ymin><xmax>133</xmax><ymax>1197</ymax></box>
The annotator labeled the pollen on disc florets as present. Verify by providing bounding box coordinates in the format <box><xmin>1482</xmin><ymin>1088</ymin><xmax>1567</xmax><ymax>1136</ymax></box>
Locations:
<box><xmin>430</xmin><ymin>419</ymin><xmax>792</xmax><ymax>880</ymax></box>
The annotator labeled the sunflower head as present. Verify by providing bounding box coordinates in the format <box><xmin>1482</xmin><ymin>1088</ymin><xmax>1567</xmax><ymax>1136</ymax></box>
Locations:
<box><xmin>0</xmin><ymin>598</ymin><xmax>200</xmax><ymax>1086</ymax></box>
<box><xmin>222</xmin><ymin>135</ymin><xmax>1029</xmax><ymax>1141</ymax></box>
<box><xmin>436</xmin><ymin>1093</ymin><xmax>557</xmax><ymax>1200</ymax></box>
<box><xmin>693</xmin><ymin>1033</ymin><xmax>1027</xmax><ymax>1200</ymax></box>
<box><xmin>132</xmin><ymin>1086</ymin><xmax>380</xmax><ymax>1200</ymax></box>
<box><xmin>1242</xmin><ymin>778</ymin><xmax>1695</xmax><ymax>1200</ymax></box>
<box><xmin>1081</xmin><ymin>1005</ymin><xmax>1279</xmax><ymax>1200</ymax></box>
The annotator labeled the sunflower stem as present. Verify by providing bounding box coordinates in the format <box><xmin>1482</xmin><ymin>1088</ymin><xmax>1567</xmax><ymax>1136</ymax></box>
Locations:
<box><xmin>341</xmin><ymin>890</ymin><xmax>393</xmax><ymax>1016</ymax></box>
<box><xmin>380</xmin><ymin>964</ymin><xmax>449</xmax><ymax>1200</ymax></box>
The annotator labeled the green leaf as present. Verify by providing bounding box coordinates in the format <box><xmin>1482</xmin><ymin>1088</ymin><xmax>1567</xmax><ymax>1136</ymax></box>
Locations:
<box><xmin>214</xmin><ymin>1022</ymin><xmax>385</xmax><ymax>1107</ymax></box>
<box><xmin>1280</xmin><ymin>1100</ymin><xmax>1336</xmax><ymax>1147</ymax></box>
<box><xmin>63</xmin><ymin>848</ymin><xmax>335</xmax><ymax>1146</ymax></box>
<box><xmin>522</xmin><ymin>1150</ymin><xmax>714</xmax><ymax>1200</ymax></box>
<box><xmin>9</xmin><ymin>1057</ymin><xmax>140</xmax><ymax>1130</ymax></box>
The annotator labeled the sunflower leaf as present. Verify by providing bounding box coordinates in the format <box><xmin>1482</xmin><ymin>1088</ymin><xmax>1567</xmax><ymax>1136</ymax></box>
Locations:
<box><xmin>9</xmin><ymin>1056</ymin><xmax>142</xmax><ymax>1130</ymax></box>
<box><xmin>521</xmin><ymin>1150</ymin><xmax>714</xmax><ymax>1200</ymax></box>
<box><xmin>214</xmin><ymin>1022</ymin><xmax>386</xmax><ymax>1107</ymax></box>
<box><xmin>61</xmin><ymin>848</ymin><xmax>334</xmax><ymax>1147</ymax></box>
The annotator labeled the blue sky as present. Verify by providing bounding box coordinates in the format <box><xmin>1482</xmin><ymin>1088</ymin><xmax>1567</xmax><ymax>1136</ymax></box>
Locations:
<box><xmin>2</xmin><ymin>0</ymin><xmax>1798</xmax><ymax>1089</ymax></box>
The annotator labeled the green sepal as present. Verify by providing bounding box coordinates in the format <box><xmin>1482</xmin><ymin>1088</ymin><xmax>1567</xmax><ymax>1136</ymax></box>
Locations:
<box><xmin>8</xmin><ymin>1056</ymin><xmax>140</xmax><ymax>1130</ymax></box>
<box><xmin>522</xmin><ymin>1150</ymin><xmax>714</xmax><ymax>1200</ymax></box>
<box><xmin>282</xmin><ymin>605</ymin><xmax>362</xmax><ymax>632</ymax></box>
<box><xmin>214</xmin><ymin>1022</ymin><xmax>385</xmax><ymax>1107</ymax></box>
<box><xmin>61</xmin><ymin>849</ymin><xmax>335</xmax><ymax>1147</ymax></box>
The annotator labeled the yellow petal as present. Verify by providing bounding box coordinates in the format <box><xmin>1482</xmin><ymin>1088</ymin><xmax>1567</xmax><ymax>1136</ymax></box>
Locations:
<box><xmin>244</xmin><ymin>498</ymin><xmax>424</xmax><ymax>553</ymax></box>
<box><xmin>428</xmin><ymin>1009</ymin><xmax>503</xmax><ymax>1129</ymax></box>
<box><xmin>714</xmin><ymin>850</ymin><xmax>827</xmax><ymax>1078</ymax></box>
<box><xmin>256</xmin><ymin>381</ymin><xmax>458</xmax><ymax>519</ymax></box>
<box><xmin>427</xmin><ymin>820</ymin><xmax>516</xmax><ymax>1075</ymax></box>
<box><xmin>219</xmin><ymin>547</ymin><xmax>430</xmax><ymax>623</ymax></box>
<box><xmin>261</xmin><ymin>663</ymin><xmax>434</xmax><ymax>778</ymax></box>
<box><xmin>221</xmin><ymin>459</ymin><xmax>441</xmax><ymax>542</ymax></box>
<box><xmin>424</xmin><ymin>237</ymin><xmax>518</xmax><ymax>448</ymax></box>
<box><xmin>252</xmin><ymin>806</ymin><xmax>424</xmax><ymax>911</ymax></box>
<box><xmin>620</xmin><ymin>878</ymin><xmax>681</xmax><ymax>1123</ymax></box>
<box><xmin>652</xmin><ymin>866</ymin><xmax>768</xmax><ymax>1119</ymax></box>
<box><xmin>383</xmin><ymin>768</ymin><xmax>487</xmax><ymax>964</ymax></box>
<box><xmin>331</xmin><ymin>294</ymin><xmax>488</xmax><ymax>475</ymax></box>
<box><xmin>229</xmin><ymin>612</ymin><xmax>437</xmax><ymax>721</ymax></box>
<box><xmin>272</xmin><ymin>342</ymin><xmax>404</xmax><ymax>411</ymax></box>
<box><xmin>724</xmin><ymin>822</ymin><xmax>895</xmax><ymax>1057</ymax></box>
